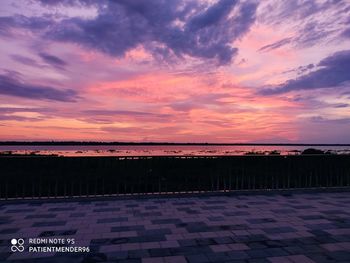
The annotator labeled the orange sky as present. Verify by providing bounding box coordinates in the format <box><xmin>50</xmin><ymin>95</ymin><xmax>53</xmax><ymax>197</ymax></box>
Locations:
<box><xmin>0</xmin><ymin>0</ymin><xmax>350</xmax><ymax>143</ymax></box>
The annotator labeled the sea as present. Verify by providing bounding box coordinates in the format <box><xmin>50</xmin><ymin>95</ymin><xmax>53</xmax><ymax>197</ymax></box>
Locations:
<box><xmin>0</xmin><ymin>145</ymin><xmax>349</xmax><ymax>156</ymax></box>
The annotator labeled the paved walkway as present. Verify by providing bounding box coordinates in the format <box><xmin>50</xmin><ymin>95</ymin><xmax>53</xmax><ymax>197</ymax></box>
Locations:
<box><xmin>1</xmin><ymin>192</ymin><xmax>350</xmax><ymax>262</ymax></box>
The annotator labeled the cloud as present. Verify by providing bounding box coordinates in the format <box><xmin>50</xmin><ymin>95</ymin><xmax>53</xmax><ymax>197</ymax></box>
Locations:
<box><xmin>41</xmin><ymin>0</ymin><xmax>257</xmax><ymax>65</ymax></box>
<box><xmin>258</xmin><ymin>37</ymin><xmax>292</xmax><ymax>52</ymax></box>
<box><xmin>38</xmin><ymin>52</ymin><xmax>67</xmax><ymax>68</ymax></box>
<box><xmin>258</xmin><ymin>0</ymin><xmax>350</xmax><ymax>49</ymax></box>
<box><xmin>11</xmin><ymin>54</ymin><xmax>37</xmax><ymax>65</ymax></box>
<box><xmin>333</xmin><ymin>103</ymin><xmax>349</xmax><ymax>108</ymax></box>
<box><xmin>282</xmin><ymin>63</ymin><xmax>314</xmax><ymax>75</ymax></box>
<box><xmin>83</xmin><ymin>109</ymin><xmax>168</xmax><ymax>116</ymax></box>
<box><xmin>0</xmin><ymin>106</ymin><xmax>50</xmax><ymax>122</ymax></box>
<box><xmin>0</xmin><ymin>115</ymin><xmax>41</xmax><ymax>122</ymax></box>
<box><xmin>168</xmin><ymin>93</ymin><xmax>229</xmax><ymax>111</ymax></box>
<box><xmin>11</xmin><ymin>53</ymin><xmax>67</xmax><ymax>70</ymax></box>
<box><xmin>258</xmin><ymin>26</ymin><xmax>333</xmax><ymax>52</ymax></box>
<box><xmin>342</xmin><ymin>27</ymin><xmax>350</xmax><ymax>38</ymax></box>
<box><xmin>0</xmin><ymin>74</ymin><xmax>78</xmax><ymax>102</ymax></box>
<box><xmin>260</xmin><ymin>50</ymin><xmax>350</xmax><ymax>95</ymax></box>
<box><xmin>10</xmin><ymin>54</ymin><xmax>42</xmax><ymax>68</ymax></box>
<box><xmin>0</xmin><ymin>15</ymin><xmax>53</xmax><ymax>36</ymax></box>
<box><xmin>309</xmin><ymin>116</ymin><xmax>350</xmax><ymax>125</ymax></box>
<box><xmin>36</xmin><ymin>0</ymin><xmax>94</xmax><ymax>6</ymax></box>
<box><xmin>0</xmin><ymin>107</ymin><xmax>51</xmax><ymax>113</ymax></box>
<box><xmin>294</xmin><ymin>21</ymin><xmax>335</xmax><ymax>47</ymax></box>
<box><xmin>78</xmin><ymin>109</ymin><xmax>175</xmax><ymax>125</ymax></box>
<box><xmin>296</xmin><ymin>63</ymin><xmax>314</xmax><ymax>74</ymax></box>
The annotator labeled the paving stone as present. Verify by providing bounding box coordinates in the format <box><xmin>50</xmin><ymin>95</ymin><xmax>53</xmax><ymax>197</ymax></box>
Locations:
<box><xmin>247</xmin><ymin>249</ymin><xmax>270</xmax><ymax>258</ymax></box>
<box><xmin>283</xmin><ymin>246</ymin><xmax>305</xmax><ymax>255</ymax></box>
<box><xmin>5</xmin><ymin>209</ymin><xmax>34</xmax><ymax>213</ymax></box>
<box><xmin>267</xmin><ymin>256</ymin><xmax>293</xmax><ymax>263</ymax></box>
<box><xmin>210</xmin><ymin>244</ymin><xmax>231</xmax><ymax>252</ymax></box>
<box><xmin>327</xmin><ymin>251</ymin><xmax>350</xmax><ymax>261</ymax></box>
<box><xmin>142</xmin><ymin>257</ymin><xmax>163</xmax><ymax>263</ymax></box>
<box><xmin>265</xmin><ymin>248</ymin><xmax>289</xmax><ymax>257</ymax></box>
<box><xmin>226</xmin><ymin>250</ymin><xmax>250</xmax><ymax>260</ymax></box>
<box><xmin>288</xmin><ymin>255</ymin><xmax>316</xmax><ymax>263</ymax></box>
<box><xmin>247</xmin><ymin>218</ymin><xmax>276</xmax><ymax>224</ymax></box>
<box><xmin>227</xmin><ymin>243</ymin><xmax>250</xmax><ymax>251</ymax></box>
<box><xmin>38</xmin><ymin>229</ymin><xmax>77</xmax><ymax>237</ymax></box>
<box><xmin>152</xmin><ymin>219</ymin><xmax>182</xmax><ymax>224</ymax></box>
<box><xmin>0</xmin><ymin>228</ymin><xmax>18</xmax><ymax>234</ymax></box>
<box><xmin>97</xmin><ymin>217</ymin><xmax>128</xmax><ymax>223</ymax></box>
<box><xmin>25</xmin><ymin>214</ymin><xmax>56</xmax><ymax>219</ymax></box>
<box><xmin>1</xmin><ymin>191</ymin><xmax>350</xmax><ymax>262</ymax></box>
<box><xmin>248</xmin><ymin>242</ymin><xmax>268</xmax><ymax>249</ymax></box>
<box><xmin>111</xmin><ymin>225</ymin><xmax>145</xmax><ymax>232</ymax></box>
<box><xmin>148</xmin><ymin>248</ymin><xmax>172</xmax><ymax>257</ymax></box>
<box><xmin>128</xmin><ymin>249</ymin><xmax>150</xmax><ymax>259</ymax></box>
<box><xmin>247</xmin><ymin>259</ymin><xmax>270</xmax><ymax>263</ymax></box>
<box><xmin>164</xmin><ymin>255</ymin><xmax>187</xmax><ymax>263</ymax></box>
<box><xmin>263</xmin><ymin>227</ymin><xmax>297</xmax><ymax>234</ymax></box>
<box><xmin>48</xmin><ymin>207</ymin><xmax>76</xmax><ymax>212</ymax></box>
<box><xmin>205</xmin><ymin>252</ymin><xmax>232</xmax><ymax>262</ymax></box>
<box><xmin>106</xmin><ymin>251</ymin><xmax>128</xmax><ymax>260</ymax></box>
<box><xmin>32</xmin><ymin>221</ymin><xmax>66</xmax><ymax>227</ymax></box>
<box><xmin>186</xmin><ymin>254</ymin><xmax>210</xmax><ymax>263</ymax></box>
<box><xmin>212</xmin><ymin>237</ymin><xmax>234</xmax><ymax>244</ymax></box>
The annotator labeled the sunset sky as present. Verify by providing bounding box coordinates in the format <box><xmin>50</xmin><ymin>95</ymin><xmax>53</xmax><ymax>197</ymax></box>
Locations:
<box><xmin>0</xmin><ymin>0</ymin><xmax>350</xmax><ymax>143</ymax></box>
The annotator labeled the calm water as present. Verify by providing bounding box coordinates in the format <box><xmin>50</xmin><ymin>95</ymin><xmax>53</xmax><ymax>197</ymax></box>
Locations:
<box><xmin>0</xmin><ymin>145</ymin><xmax>350</xmax><ymax>156</ymax></box>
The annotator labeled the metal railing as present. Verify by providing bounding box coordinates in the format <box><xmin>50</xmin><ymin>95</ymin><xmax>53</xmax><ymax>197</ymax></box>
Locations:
<box><xmin>0</xmin><ymin>155</ymin><xmax>350</xmax><ymax>199</ymax></box>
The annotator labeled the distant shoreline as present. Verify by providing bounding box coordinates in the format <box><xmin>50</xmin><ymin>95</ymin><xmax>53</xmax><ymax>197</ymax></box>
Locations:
<box><xmin>0</xmin><ymin>141</ymin><xmax>349</xmax><ymax>146</ymax></box>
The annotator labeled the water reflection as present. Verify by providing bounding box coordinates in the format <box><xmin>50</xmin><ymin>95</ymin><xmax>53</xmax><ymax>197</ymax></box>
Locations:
<box><xmin>0</xmin><ymin>145</ymin><xmax>349</xmax><ymax>157</ymax></box>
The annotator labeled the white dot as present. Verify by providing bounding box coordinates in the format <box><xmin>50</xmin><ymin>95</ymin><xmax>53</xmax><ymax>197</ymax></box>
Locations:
<box><xmin>11</xmin><ymin>239</ymin><xmax>17</xmax><ymax>245</ymax></box>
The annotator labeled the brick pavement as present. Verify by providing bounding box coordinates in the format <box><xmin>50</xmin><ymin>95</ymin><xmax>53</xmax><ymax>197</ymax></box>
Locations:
<box><xmin>0</xmin><ymin>192</ymin><xmax>350</xmax><ymax>262</ymax></box>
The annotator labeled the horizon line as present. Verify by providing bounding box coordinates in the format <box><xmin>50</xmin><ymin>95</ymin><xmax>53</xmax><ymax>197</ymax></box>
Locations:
<box><xmin>0</xmin><ymin>141</ymin><xmax>349</xmax><ymax>146</ymax></box>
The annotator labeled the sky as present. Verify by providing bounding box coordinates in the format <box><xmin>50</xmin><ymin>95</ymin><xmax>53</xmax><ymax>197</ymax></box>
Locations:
<box><xmin>0</xmin><ymin>0</ymin><xmax>350</xmax><ymax>143</ymax></box>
